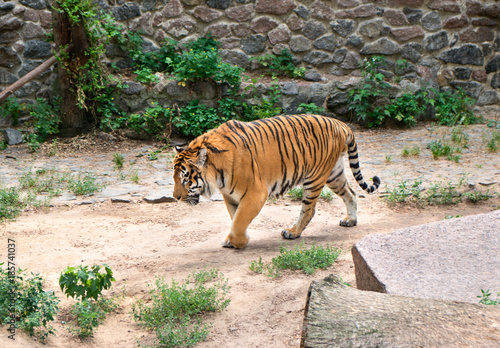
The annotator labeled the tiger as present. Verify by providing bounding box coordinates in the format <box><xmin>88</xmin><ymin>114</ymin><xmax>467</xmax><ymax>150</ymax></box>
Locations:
<box><xmin>173</xmin><ymin>114</ymin><xmax>380</xmax><ymax>249</ymax></box>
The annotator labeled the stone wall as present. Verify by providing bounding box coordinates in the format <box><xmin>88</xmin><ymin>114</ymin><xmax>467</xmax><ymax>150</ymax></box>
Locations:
<box><xmin>1</xmin><ymin>0</ymin><xmax>500</xmax><ymax>125</ymax></box>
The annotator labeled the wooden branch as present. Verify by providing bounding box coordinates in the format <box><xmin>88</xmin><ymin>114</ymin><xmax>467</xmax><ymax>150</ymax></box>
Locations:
<box><xmin>0</xmin><ymin>44</ymin><xmax>73</xmax><ymax>104</ymax></box>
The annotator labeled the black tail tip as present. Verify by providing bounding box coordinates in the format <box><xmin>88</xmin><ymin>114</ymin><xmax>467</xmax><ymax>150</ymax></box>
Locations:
<box><xmin>373</xmin><ymin>176</ymin><xmax>381</xmax><ymax>187</ymax></box>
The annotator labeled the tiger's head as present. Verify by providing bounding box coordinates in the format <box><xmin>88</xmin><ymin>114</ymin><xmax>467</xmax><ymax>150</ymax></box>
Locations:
<box><xmin>173</xmin><ymin>145</ymin><xmax>208</xmax><ymax>205</ymax></box>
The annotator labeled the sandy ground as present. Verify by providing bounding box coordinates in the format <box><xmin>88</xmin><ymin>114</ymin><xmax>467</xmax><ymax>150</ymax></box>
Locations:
<box><xmin>0</xmin><ymin>123</ymin><xmax>499</xmax><ymax>347</ymax></box>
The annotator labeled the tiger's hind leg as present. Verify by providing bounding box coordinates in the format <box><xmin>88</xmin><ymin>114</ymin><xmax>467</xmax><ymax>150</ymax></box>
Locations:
<box><xmin>281</xmin><ymin>179</ymin><xmax>324</xmax><ymax>239</ymax></box>
<box><xmin>326</xmin><ymin>158</ymin><xmax>358</xmax><ymax>227</ymax></box>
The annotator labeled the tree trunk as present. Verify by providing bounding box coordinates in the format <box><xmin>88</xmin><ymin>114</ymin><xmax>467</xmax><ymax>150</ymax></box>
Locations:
<box><xmin>52</xmin><ymin>6</ymin><xmax>90</xmax><ymax>137</ymax></box>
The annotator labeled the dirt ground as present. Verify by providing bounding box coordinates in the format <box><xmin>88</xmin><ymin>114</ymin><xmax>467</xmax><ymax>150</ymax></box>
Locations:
<box><xmin>0</xmin><ymin>123</ymin><xmax>499</xmax><ymax>347</ymax></box>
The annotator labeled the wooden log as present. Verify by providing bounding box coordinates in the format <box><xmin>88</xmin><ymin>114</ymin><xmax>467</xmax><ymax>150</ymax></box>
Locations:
<box><xmin>0</xmin><ymin>44</ymin><xmax>73</xmax><ymax>104</ymax></box>
<box><xmin>301</xmin><ymin>274</ymin><xmax>500</xmax><ymax>347</ymax></box>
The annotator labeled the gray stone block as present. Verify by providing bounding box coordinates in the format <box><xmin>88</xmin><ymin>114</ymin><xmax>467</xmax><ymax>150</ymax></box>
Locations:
<box><xmin>3</xmin><ymin>128</ymin><xmax>23</xmax><ymax>145</ymax></box>
<box><xmin>352</xmin><ymin>211</ymin><xmax>500</xmax><ymax>303</ymax></box>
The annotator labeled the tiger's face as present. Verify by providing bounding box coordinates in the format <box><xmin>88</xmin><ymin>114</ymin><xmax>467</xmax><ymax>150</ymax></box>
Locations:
<box><xmin>173</xmin><ymin>146</ymin><xmax>208</xmax><ymax>205</ymax></box>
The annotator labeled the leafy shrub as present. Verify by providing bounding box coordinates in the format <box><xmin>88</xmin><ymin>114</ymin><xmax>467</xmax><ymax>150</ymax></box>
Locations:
<box><xmin>24</xmin><ymin>98</ymin><xmax>61</xmax><ymax>151</ymax></box>
<box><xmin>297</xmin><ymin>103</ymin><xmax>325</xmax><ymax>115</ymax></box>
<box><xmin>132</xmin><ymin>269</ymin><xmax>230</xmax><ymax>348</ymax></box>
<box><xmin>0</xmin><ymin>96</ymin><xmax>25</xmax><ymax>125</ymax></box>
<box><xmin>401</xmin><ymin>146</ymin><xmax>420</xmax><ymax>157</ymax></box>
<box><xmin>427</xmin><ymin>139</ymin><xmax>462</xmax><ymax>162</ymax></box>
<box><xmin>0</xmin><ymin>186</ymin><xmax>26</xmax><ymax>221</ymax></box>
<box><xmin>70</xmin><ymin>296</ymin><xmax>121</xmax><ymax>338</ymax></box>
<box><xmin>431</xmin><ymin>87</ymin><xmax>480</xmax><ymax>126</ymax></box>
<box><xmin>174</xmin><ymin>100</ymin><xmax>222</xmax><ymax>138</ymax></box>
<box><xmin>348</xmin><ymin>56</ymin><xmax>480</xmax><ymax>128</ymax></box>
<box><xmin>384</xmin><ymin>91</ymin><xmax>429</xmax><ymax>127</ymax></box>
<box><xmin>249</xmin><ymin>242</ymin><xmax>342</xmax><ymax>277</ymax></box>
<box><xmin>384</xmin><ymin>178</ymin><xmax>423</xmax><ymax>204</ymax></box>
<box><xmin>126</xmin><ymin>32</ymin><xmax>179</xmax><ymax>73</ymax></box>
<box><xmin>66</xmin><ymin>172</ymin><xmax>104</xmax><ymax>196</ymax></box>
<box><xmin>0</xmin><ymin>265</ymin><xmax>60</xmax><ymax>342</ymax></box>
<box><xmin>60</xmin><ymin>264</ymin><xmax>119</xmax><ymax>338</ymax></box>
<box><xmin>125</xmin><ymin>104</ymin><xmax>173</xmax><ymax>140</ymax></box>
<box><xmin>348</xmin><ymin>56</ymin><xmax>392</xmax><ymax>127</ymax></box>
<box><xmin>250</xmin><ymin>49</ymin><xmax>305</xmax><ymax>78</ymax></box>
<box><xmin>485</xmin><ymin>130</ymin><xmax>500</xmax><ymax>153</ymax></box>
<box><xmin>59</xmin><ymin>264</ymin><xmax>115</xmax><ymax>301</ymax></box>
<box><xmin>175</xmin><ymin>34</ymin><xmax>244</xmax><ymax>89</ymax></box>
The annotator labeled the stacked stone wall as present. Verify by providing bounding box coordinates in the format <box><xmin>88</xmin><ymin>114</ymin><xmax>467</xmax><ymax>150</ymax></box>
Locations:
<box><xmin>1</xmin><ymin>0</ymin><xmax>500</xmax><ymax>124</ymax></box>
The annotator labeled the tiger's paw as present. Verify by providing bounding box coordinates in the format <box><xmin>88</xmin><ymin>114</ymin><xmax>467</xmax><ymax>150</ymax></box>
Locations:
<box><xmin>281</xmin><ymin>229</ymin><xmax>301</xmax><ymax>239</ymax></box>
<box><xmin>222</xmin><ymin>240</ymin><xmax>234</xmax><ymax>248</ymax></box>
<box><xmin>339</xmin><ymin>218</ymin><xmax>357</xmax><ymax>227</ymax></box>
<box><xmin>223</xmin><ymin>235</ymin><xmax>249</xmax><ymax>249</ymax></box>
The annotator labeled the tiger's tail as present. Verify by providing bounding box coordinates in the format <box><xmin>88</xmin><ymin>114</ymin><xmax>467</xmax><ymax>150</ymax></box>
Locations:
<box><xmin>346</xmin><ymin>134</ymin><xmax>380</xmax><ymax>193</ymax></box>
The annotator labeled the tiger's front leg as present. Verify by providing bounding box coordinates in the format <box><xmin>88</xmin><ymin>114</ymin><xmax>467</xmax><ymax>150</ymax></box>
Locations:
<box><xmin>281</xmin><ymin>184</ymin><xmax>323</xmax><ymax>240</ymax></box>
<box><xmin>222</xmin><ymin>190</ymin><xmax>267</xmax><ymax>249</ymax></box>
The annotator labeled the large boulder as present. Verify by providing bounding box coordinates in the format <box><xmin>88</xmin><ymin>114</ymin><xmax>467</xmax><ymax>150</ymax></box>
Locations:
<box><xmin>352</xmin><ymin>211</ymin><xmax>500</xmax><ymax>303</ymax></box>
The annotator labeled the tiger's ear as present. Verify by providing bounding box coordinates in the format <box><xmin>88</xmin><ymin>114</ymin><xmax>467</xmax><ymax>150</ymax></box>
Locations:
<box><xmin>196</xmin><ymin>147</ymin><xmax>207</xmax><ymax>167</ymax></box>
<box><xmin>174</xmin><ymin>145</ymin><xmax>186</xmax><ymax>154</ymax></box>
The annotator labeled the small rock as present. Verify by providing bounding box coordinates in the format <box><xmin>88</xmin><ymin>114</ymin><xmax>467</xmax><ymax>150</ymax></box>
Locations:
<box><xmin>144</xmin><ymin>190</ymin><xmax>176</xmax><ymax>203</ymax></box>
<box><xmin>3</xmin><ymin>128</ymin><xmax>23</xmax><ymax>145</ymax></box>
<box><xmin>111</xmin><ymin>197</ymin><xmax>131</xmax><ymax>203</ymax></box>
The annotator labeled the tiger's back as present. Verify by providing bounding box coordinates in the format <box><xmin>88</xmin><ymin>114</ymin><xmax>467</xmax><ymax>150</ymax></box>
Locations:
<box><xmin>173</xmin><ymin>114</ymin><xmax>380</xmax><ymax>248</ymax></box>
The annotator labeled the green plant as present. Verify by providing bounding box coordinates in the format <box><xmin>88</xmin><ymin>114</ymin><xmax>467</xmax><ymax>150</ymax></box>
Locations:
<box><xmin>451</xmin><ymin>126</ymin><xmax>469</xmax><ymax>148</ymax></box>
<box><xmin>427</xmin><ymin>139</ymin><xmax>461</xmax><ymax>162</ymax></box>
<box><xmin>0</xmin><ymin>265</ymin><xmax>60</xmax><ymax>342</ymax></box>
<box><xmin>242</xmin><ymin>78</ymin><xmax>282</xmax><ymax>121</ymax></box>
<box><xmin>175</xmin><ymin>100</ymin><xmax>222</xmax><ymax>138</ymax></box>
<box><xmin>113</xmin><ymin>153</ymin><xmax>125</xmax><ymax>169</ymax></box>
<box><xmin>0</xmin><ymin>186</ymin><xmax>26</xmax><ymax>221</ymax></box>
<box><xmin>385</xmin><ymin>154</ymin><xmax>392</xmax><ymax>162</ymax></box>
<box><xmin>125</xmin><ymin>104</ymin><xmax>173</xmax><ymax>140</ymax></box>
<box><xmin>485</xmin><ymin>131</ymin><xmax>500</xmax><ymax>153</ymax></box>
<box><xmin>401</xmin><ymin>146</ymin><xmax>420</xmax><ymax>157</ymax></box>
<box><xmin>130</xmin><ymin>170</ymin><xmax>139</xmax><ymax>183</ymax></box>
<box><xmin>134</xmin><ymin>66</ymin><xmax>160</xmax><ymax>84</ymax></box>
<box><xmin>125</xmin><ymin>32</ymin><xmax>179</xmax><ymax>73</ymax></box>
<box><xmin>174</xmin><ymin>34</ymin><xmax>243</xmax><ymax>89</ymax></box>
<box><xmin>66</xmin><ymin>172</ymin><xmax>104</xmax><ymax>196</ymax></box>
<box><xmin>431</xmin><ymin>88</ymin><xmax>480</xmax><ymax>126</ymax></box>
<box><xmin>249</xmin><ymin>242</ymin><xmax>342</xmax><ymax>277</ymax></box>
<box><xmin>70</xmin><ymin>294</ymin><xmax>121</xmax><ymax>338</ymax></box>
<box><xmin>60</xmin><ymin>264</ymin><xmax>119</xmax><ymax>338</ymax></box>
<box><xmin>487</xmin><ymin>119</ymin><xmax>500</xmax><ymax>129</ymax></box>
<box><xmin>384</xmin><ymin>90</ymin><xmax>429</xmax><ymax>127</ymax></box>
<box><xmin>287</xmin><ymin>187</ymin><xmax>334</xmax><ymax>201</ymax></box>
<box><xmin>59</xmin><ymin>264</ymin><xmax>115</xmax><ymax>301</ymax></box>
<box><xmin>462</xmin><ymin>189</ymin><xmax>495</xmax><ymax>203</ymax></box>
<box><xmin>0</xmin><ymin>96</ymin><xmax>26</xmax><ymax>125</ymax></box>
<box><xmin>24</xmin><ymin>98</ymin><xmax>61</xmax><ymax>151</ymax></box>
<box><xmin>478</xmin><ymin>289</ymin><xmax>500</xmax><ymax>305</ymax></box>
<box><xmin>384</xmin><ymin>178</ymin><xmax>423</xmax><ymax>204</ymax></box>
<box><xmin>425</xmin><ymin>179</ymin><xmax>462</xmax><ymax>205</ymax></box>
<box><xmin>297</xmin><ymin>103</ymin><xmax>325</xmax><ymax>115</ymax></box>
<box><xmin>250</xmin><ymin>49</ymin><xmax>305</xmax><ymax>78</ymax></box>
<box><xmin>349</xmin><ymin>56</ymin><xmax>392</xmax><ymax>127</ymax></box>
<box><xmin>132</xmin><ymin>268</ymin><xmax>230</xmax><ymax>348</ymax></box>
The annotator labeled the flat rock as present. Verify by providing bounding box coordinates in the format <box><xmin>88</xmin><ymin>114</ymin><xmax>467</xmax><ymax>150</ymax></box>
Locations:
<box><xmin>301</xmin><ymin>275</ymin><xmax>500</xmax><ymax>347</ymax></box>
<box><xmin>143</xmin><ymin>190</ymin><xmax>176</xmax><ymax>203</ymax></box>
<box><xmin>352</xmin><ymin>211</ymin><xmax>500</xmax><ymax>303</ymax></box>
